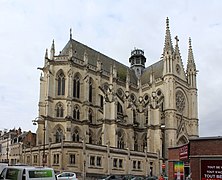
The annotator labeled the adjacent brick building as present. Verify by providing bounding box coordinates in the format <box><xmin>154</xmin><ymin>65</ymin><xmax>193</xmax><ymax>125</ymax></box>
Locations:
<box><xmin>168</xmin><ymin>136</ymin><xmax>222</xmax><ymax>180</ymax></box>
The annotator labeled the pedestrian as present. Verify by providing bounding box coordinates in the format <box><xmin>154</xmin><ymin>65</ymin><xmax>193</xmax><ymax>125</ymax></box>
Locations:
<box><xmin>159</xmin><ymin>174</ymin><xmax>164</xmax><ymax>180</ymax></box>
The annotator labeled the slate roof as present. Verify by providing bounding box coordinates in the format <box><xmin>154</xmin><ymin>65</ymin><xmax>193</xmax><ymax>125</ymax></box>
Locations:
<box><xmin>141</xmin><ymin>60</ymin><xmax>164</xmax><ymax>85</ymax></box>
<box><xmin>59</xmin><ymin>39</ymin><xmax>163</xmax><ymax>86</ymax></box>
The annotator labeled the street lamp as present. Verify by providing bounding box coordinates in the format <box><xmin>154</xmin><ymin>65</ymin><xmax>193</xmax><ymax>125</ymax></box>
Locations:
<box><xmin>32</xmin><ymin>116</ymin><xmax>46</xmax><ymax>167</ymax></box>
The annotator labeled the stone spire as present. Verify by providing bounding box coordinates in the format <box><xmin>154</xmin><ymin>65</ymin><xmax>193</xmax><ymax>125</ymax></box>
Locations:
<box><xmin>163</xmin><ymin>17</ymin><xmax>174</xmax><ymax>55</ymax></box>
<box><xmin>50</xmin><ymin>40</ymin><xmax>55</xmax><ymax>60</ymax></box>
<box><xmin>44</xmin><ymin>48</ymin><xmax>48</xmax><ymax>65</ymax></box>
<box><xmin>45</xmin><ymin>48</ymin><xmax>48</xmax><ymax>59</ymax></box>
<box><xmin>187</xmin><ymin>37</ymin><xmax>197</xmax><ymax>87</ymax></box>
<box><xmin>70</xmin><ymin>28</ymin><xmax>72</xmax><ymax>40</ymax></box>
<box><xmin>187</xmin><ymin>37</ymin><xmax>196</xmax><ymax>67</ymax></box>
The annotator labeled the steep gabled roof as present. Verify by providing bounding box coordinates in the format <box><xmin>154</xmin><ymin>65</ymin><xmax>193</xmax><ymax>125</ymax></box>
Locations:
<box><xmin>141</xmin><ymin>60</ymin><xmax>164</xmax><ymax>85</ymax></box>
<box><xmin>59</xmin><ymin>39</ymin><xmax>138</xmax><ymax>85</ymax></box>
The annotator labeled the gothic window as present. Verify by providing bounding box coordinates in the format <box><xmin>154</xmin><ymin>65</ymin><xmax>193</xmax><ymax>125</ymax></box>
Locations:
<box><xmin>97</xmin><ymin>131</ymin><xmax>102</xmax><ymax>145</ymax></box>
<box><xmin>69</xmin><ymin>154</ymin><xmax>76</xmax><ymax>164</ymax></box>
<box><xmin>133</xmin><ymin>109</ymin><xmax>136</xmax><ymax>123</ymax></box>
<box><xmin>134</xmin><ymin>133</ymin><xmax>138</xmax><ymax>151</ymax></box>
<box><xmin>56</xmin><ymin>103</ymin><xmax>64</xmax><ymax>118</ymax></box>
<box><xmin>145</xmin><ymin>109</ymin><xmax>148</xmax><ymax>125</ymax></box>
<box><xmin>55</xmin><ymin>128</ymin><xmax>63</xmax><ymax>143</ymax></box>
<box><xmin>130</xmin><ymin>93</ymin><xmax>136</xmax><ymax>102</ymax></box>
<box><xmin>117</xmin><ymin>88</ymin><xmax>124</xmax><ymax>98</ymax></box>
<box><xmin>72</xmin><ymin>129</ymin><xmax>80</xmax><ymax>142</ymax></box>
<box><xmin>89</xmin><ymin>130</ymin><xmax>93</xmax><ymax>144</ymax></box>
<box><xmin>89</xmin><ymin>78</ymin><xmax>93</xmax><ymax>103</ymax></box>
<box><xmin>176</xmin><ymin>90</ymin><xmax>186</xmax><ymax>113</ymax></box>
<box><xmin>100</xmin><ymin>95</ymin><xmax>104</xmax><ymax>110</ymax></box>
<box><xmin>73</xmin><ymin>75</ymin><xmax>80</xmax><ymax>98</ymax></box>
<box><xmin>117</xmin><ymin>102</ymin><xmax>123</xmax><ymax>119</ymax></box>
<box><xmin>57</xmin><ymin>72</ymin><xmax>65</xmax><ymax>96</ymax></box>
<box><xmin>142</xmin><ymin>134</ymin><xmax>147</xmax><ymax>152</ymax></box>
<box><xmin>117</xmin><ymin>130</ymin><xmax>124</xmax><ymax>149</ymax></box>
<box><xmin>73</xmin><ymin>106</ymin><xmax>80</xmax><ymax>120</ymax></box>
<box><xmin>88</xmin><ymin>108</ymin><xmax>93</xmax><ymax>123</ymax></box>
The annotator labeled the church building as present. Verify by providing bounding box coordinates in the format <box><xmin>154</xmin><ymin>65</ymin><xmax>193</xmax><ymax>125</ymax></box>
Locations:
<box><xmin>24</xmin><ymin>18</ymin><xmax>199</xmax><ymax>178</ymax></box>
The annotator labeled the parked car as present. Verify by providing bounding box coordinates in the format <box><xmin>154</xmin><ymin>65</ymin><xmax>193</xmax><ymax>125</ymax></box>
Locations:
<box><xmin>97</xmin><ymin>175</ymin><xmax>123</xmax><ymax>180</ymax></box>
<box><xmin>0</xmin><ymin>166</ymin><xmax>56</xmax><ymax>180</ymax></box>
<box><xmin>131</xmin><ymin>177</ymin><xmax>144</xmax><ymax>180</ymax></box>
<box><xmin>145</xmin><ymin>176</ymin><xmax>158</xmax><ymax>180</ymax></box>
<box><xmin>57</xmin><ymin>172</ymin><xmax>78</xmax><ymax>180</ymax></box>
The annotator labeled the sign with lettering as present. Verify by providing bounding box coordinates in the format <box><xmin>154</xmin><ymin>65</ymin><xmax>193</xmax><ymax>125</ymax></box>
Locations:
<box><xmin>179</xmin><ymin>144</ymin><xmax>189</xmax><ymax>160</ymax></box>
<box><xmin>201</xmin><ymin>160</ymin><xmax>222</xmax><ymax>180</ymax></box>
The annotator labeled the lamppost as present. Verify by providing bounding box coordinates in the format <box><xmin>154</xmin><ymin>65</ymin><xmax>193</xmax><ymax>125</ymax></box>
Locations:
<box><xmin>32</xmin><ymin>116</ymin><xmax>46</xmax><ymax>166</ymax></box>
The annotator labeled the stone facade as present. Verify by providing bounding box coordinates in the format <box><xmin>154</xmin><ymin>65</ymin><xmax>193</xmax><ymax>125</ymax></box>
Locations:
<box><xmin>24</xmin><ymin>18</ymin><xmax>198</xmax><ymax>178</ymax></box>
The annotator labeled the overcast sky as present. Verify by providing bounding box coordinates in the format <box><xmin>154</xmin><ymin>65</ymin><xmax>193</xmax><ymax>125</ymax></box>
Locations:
<box><xmin>0</xmin><ymin>0</ymin><xmax>222</xmax><ymax>137</ymax></box>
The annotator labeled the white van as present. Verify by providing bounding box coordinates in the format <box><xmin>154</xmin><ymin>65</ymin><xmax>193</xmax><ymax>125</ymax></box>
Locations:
<box><xmin>0</xmin><ymin>166</ymin><xmax>57</xmax><ymax>180</ymax></box>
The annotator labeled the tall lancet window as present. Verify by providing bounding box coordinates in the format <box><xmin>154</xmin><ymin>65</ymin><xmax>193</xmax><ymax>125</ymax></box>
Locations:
<box><xmin>55</xmin><ymin>128</ymin><xmax>63</xmax><ymax>143</ymax></box>
<box><xmin>73</xmin><ymin>106</ymin><xmax>80</xmax><ymax>120</ymax></box>
<box><xmin>57</xmin><ymin>72</ymin><xmax>65</xmax><ymax>95</ymax></box>
<box><xmin>117</xmin><ymin>131</ymin><xmax>124</xmax><ymax>149</ymax></box>
<box><xmin>89</xmin><ymin>78</ymin><xmax>93</xmax><ymax>103</ymax></box>
<box><xmin>56</xmin><ymin>103</ymin><xmax>64</xmax><ymax>118</ymax></box>
<box><xmin>73</xmin><ymin>75</ymin><xmax>80</xmax><ymax>98</ymax></box>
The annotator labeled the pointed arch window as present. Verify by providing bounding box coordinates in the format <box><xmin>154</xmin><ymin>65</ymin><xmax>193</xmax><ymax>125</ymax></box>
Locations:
<box><xmin>142</xmin><ymin>134</ymin><xmax>147</xmax><ymax>152</ymax></box>
<box><xmin>72</xmin><ymin>129</ymin><xmax>80</xmax><ymax>142</ymax></box>
<box><xmin>55</xmin><ymin>128</ymin><xmax>63</xmax><ymax>143</ymax></box>
<box><xmin>134</xmin><ymin>133</ymin><xmax>138</xmax><ymax>151</ymax></box>
<box><xmin>117</xmin><ymin>131</ymin><xmax>124</xmax><ymax>149</ymax></box>
<box><xmin>57</xmin><ymin>72</ymin><xmax>65</xmax><ymax>96</ymax></box>
<box><xmin>89</xmin><ymin>78</ymin><xmax>93</xmax><ymax>103</ymax></box>
<box><xmin>88</xmin><ymin>108</ymin><xmax>93</xmax><ymax>123</ymax></box>
<box><xmin>73</xmin><ymin>75</ymin><xmax>80</xmax><ymax>98</ymax></box>
<box><xmin>133</xmin><ymin>109</ymin><xmax>136</xmax><ymax>123</ymax></box>
<box><xmin>89</xmin><ymin>131</ymin><xmax>94</xmax><ymax>144</ymax></box>
<box><xmin>73</xmin><ymin>106</ymin><xmax>80</xmax><ymax>120</ymax></box>
<box><xmin>145</xmin><ymin>109</ymin><xmax>148</xmax><ymax>125</ymax></box>
<box><xmin>56</xmin><ymin>103</ymin><xmax>64</xmax><ymax>118</ymax></box>
<box><xmin>117</xmin><ymin>102</ymin><xmax>123</xmax><ymax>119</ymax></box>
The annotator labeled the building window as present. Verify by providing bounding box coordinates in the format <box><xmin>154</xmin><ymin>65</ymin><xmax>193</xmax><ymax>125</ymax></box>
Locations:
<box><xmin>119</xmin><ymin>159</ymin><xmax>123</xmax><ymax>168</ymax></box>
<box><xmin>89</xmin><ymin>78</ymin><xmax>93</xmax><ymax>103</ymax></box>
<box><xmin>117</xmin><ymin>131</ymin><xmax>124</xmax><ymax>149</ymax></box>
<box><xmin>133</xmin><ymin>109</ymin><xmax>136</xmax><ymax>123</ymax></box>
<box><xmin>145</xmin><ymin>109</ymin><xmax>148</xmax><ymax>125</ymax></box>
<box><xmin>53</xmin><ymin>154</ymin><xmax>59</xmax><ymax>164</ymax></box>
<box><xmin>134</xmin><ymin>133</ymin><xmax>138</xmax><ymax>151</ymax></box>
<box><xmin>72</xmin><ymin>129</ymin><xmax>80</xmax><ymax>142</ymax></box>
<box><xmin>142</xmin><ymin>134</ymin><xmax>147</xmax><ymax>152</ymax></box>
<box><xmin>117</xmin><ymin>102</ymin><xmax>123</xmax><ymax>119</ymax></box>
<box><xmin>73</xmin><ymin>76</ymin><xmax>80</xmax><ymax>98</ymax></box>
<box><xmin>56</xmin><ymin>103</ymin><xmax>64</xmax><ymax>118</ymax></box>
<box><xmin>57</xmin><ymin>72</ymin><xmax>65</xmax><ymax>96</ymax></box>
<box><xmin>88</xmin><ymin>108</ymin><xmax>93</xmax><ymax>123</ymax></box>
<box><xmin>69</xmin><ymin>154</ymin><xmax>76</xmax><ymax>164</ymax></box>
<box><xmin>90</xmin><ymin>156</ymin><xmax>95</xmax><ymax>166</ymax></box>
<box><xmin>96</xmin><ymin>156</ymin><xmax>101</xmax><ymax>166</ymax></box>
<box><xmin>138</xmin><ymin>161</ymin><xmax>141</xmax><ymax>169</ymax></box>
<box><xmin>55</xmin><ymin>128</ymin><xmax>63</xmax><ymax>143</ymax></box>
<box><xmin>113</xmin><ymin>158</ymin><xmax>117</xmax><ymax>168</ymax></box>
<box><xmin>100</xmin><ymin>95</ymin><xmax>103</xmax><ymax>109</ymax></box>
<box><xmin>133</xmin><ymin>161</ymin><xmax>136</xmax><ymax>169</ymax></box>
<box><xmin>89</xmin><ymin>131</ymin><xmax>93</xmax><ymax>144</ymax></box>
<box><xmin>27</xmin><ymin>155</ymin><xmax>30</xmax><ymax>164</ymax></box>
<box><xmin>73</xmin><ymin>106</ymin><xmax>80</xmax><ymax>120</ymax></box>
<box><xmin>33</xmin><ymin>155</ymin><xmax>37</xmax><ymax>164</ymax></box>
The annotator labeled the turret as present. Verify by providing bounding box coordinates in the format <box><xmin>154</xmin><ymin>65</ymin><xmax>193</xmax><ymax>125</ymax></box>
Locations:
<box><xmin>186</xmin><ymin>38</ymin><xmax>197</xmax><ymax>88</ymax></box>
<box><xmin>129</xmin><ymin>48</ymin><xmax>146</xmax><ymax>78</ymax></box>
